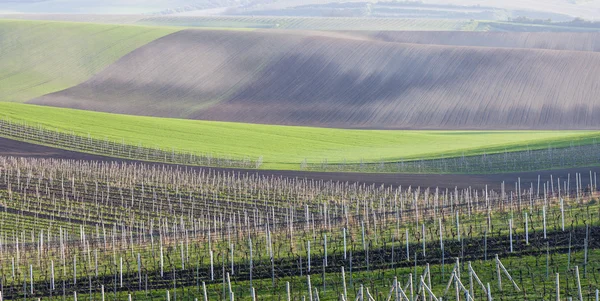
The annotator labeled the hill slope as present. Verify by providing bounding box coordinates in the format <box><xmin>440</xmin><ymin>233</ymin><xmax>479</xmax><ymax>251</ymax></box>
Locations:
<box><xmin>32</xmin><ymin>29</ymin><xmax>600</xmax><ymax>129</ymax></box>
<box><xmin>357</xmin><ymin>31</ymin><xmax>600</xmax><ymax>52</ymax></box>
<box><xmin>0</xmin><ymin>20</ymin><xmax>178</xmax><ymax>102</ymax></box>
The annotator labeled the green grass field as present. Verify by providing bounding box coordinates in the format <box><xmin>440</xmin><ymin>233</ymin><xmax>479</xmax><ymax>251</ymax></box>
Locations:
<box><xmin>2</xmin><ymin>102</ymin><xmax>599</xmax><ymax>170</ymax></box>
<box><xmin>0</xmin><ymin>20</ymin><xmax>179</xmax><ymax>103</ymax></box>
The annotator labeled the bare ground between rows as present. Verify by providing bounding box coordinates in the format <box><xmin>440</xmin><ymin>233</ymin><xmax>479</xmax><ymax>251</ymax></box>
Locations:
<box><xmin>1</xmin><ymin>137</ymin><xmax>599</xmax><ymax>190</ymax></box>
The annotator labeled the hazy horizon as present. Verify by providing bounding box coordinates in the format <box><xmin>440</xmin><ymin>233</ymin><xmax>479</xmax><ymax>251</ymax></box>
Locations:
<box><xmin>0</xmin><ymin>0</ymin><xmax>598</xmax><ymax>20</ymax></box>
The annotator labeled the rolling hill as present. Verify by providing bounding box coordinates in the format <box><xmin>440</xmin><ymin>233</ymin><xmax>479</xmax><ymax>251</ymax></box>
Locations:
<box><xmin>0</xmin><ymin>20</ymin><xmax>178</xmax><ymax>102</ymax></box>
<box><xmin>357</xmin><ymin>31</ymin><xmax>600</xmax><ymax>52</ymax></box>
<box><xmin>31</xmin><ymin>28</ymin><xmax>600</xmax><ymax>130</ymax></box>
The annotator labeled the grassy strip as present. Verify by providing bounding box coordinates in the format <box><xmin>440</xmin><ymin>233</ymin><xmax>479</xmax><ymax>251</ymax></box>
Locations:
<box><xmin>0</xmin><ymin>19</ymin><xmax>179</xmax><ymax>103</ymax></box>
<box><xmin>1</xmin><ymin>102</ymin><xmax>599</xmax><ymax>170</ymax></box>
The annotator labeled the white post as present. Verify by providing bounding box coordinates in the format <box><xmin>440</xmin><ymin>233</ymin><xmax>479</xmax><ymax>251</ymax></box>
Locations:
<box><xmin>210</xmin><ymin>250</ymin><xmax>214</xmax><ymax>281</ymax></box>
<box><xmin>585</xmin><ymin>236</ymin><xmax>589</xmax><ymax>277</ymax></box>
<box><xmin>360</xmin><ymin>285</ymin><xmax>364</xmax><ymax>301</ymax></box>
<box><xmin>556</xmin><ymin>273</ymin><xmax>560</xmax><ymax>301</ymax></box>
<box><xmin>439</xmin><ymin>218</ymin><xmax>444</xmax><ymax>250</ymax></box>
<box><xmin>575</xmin><ymin>266</ymin><xmax>583</xmax><ymax>301</ymax></box>
<box><xmin>308</xmin><ymin>275</ymin><xmax>313</xmax><ymax>301</ymax></box>
<box><xmin>427</xmin><ymin>263</ymin><xmax>433</xmax><ymax>301</ymax></box>
<box><xmin>342</xmin><ymin>267</ymin><xmax>348</xmax><ymax>301</ymax></box>
<box><xmin>324</xmin><ymin>234</ymin><xmax>328</xmax><ymax>267</ymax></box>
<box><xmin>160</xmin><ymin>244</ymin><xmax>164</xmax><ymax>277</ymax></box>
<box><xmin>543</xmin><ymin>206</ymin><xmax>547</xmax><ymax>239</ymax></box>
<box><xmin>406</xmin><ymin>228</ymin><xmax>410</xmax><ymax>260</ymax></box>
<box><xmin>181</xmin><ymin>241</ymin><xmax>185</xmax><ymax>270</ymax></box>
<box><xmin>455</xmin><ymin>272</ymin><xmax>460</xmax><ymax>301</ymax></box>
<box><xmin>496</xmin><ymin>255</ymin><xmax>502</xmax><ymax>291</ymax></box>
<box><xmin>137</xmin><ymin>253</ymin><xmax>141</xmax><ymax>285</ymax></box>
<box><xmin>560</xmin><ymin>199</ymin><xmax>565</xmax><ymax>231</ymax></box>
<box><xmin>74</xmin><ymin>254</ymin><xmax>77</xmax><ymax>284</ymax></box>
<box><xmin>308</xmin><ymin>240</ymin><xmax>311</xmax><ymax>272</ymax></box>
<box><xmin>525</xmin><ymin>213</ymin><xmax>529</xmax><ymax>245</ymax></box>
<box><xmin>120</xmin><ymin>256</ymin><xmax>123</xmax><ymax>287</ymax></box>
<box><xmin>468</xmin><ymin>262</ymin><xmax>474</xmax><ymax>297</ymax></box>
<box><xmin>509</xmin><ymin>219</ymin><xmax>513</xmax><ymax>253</ymax></box>
<box><xmin>393</xmin><ymin>277</ymin><xmax>399</xmax><ymax>301</ymax></box>
<box><xmin>420</xmin><ymin>276</ymin><xmax>427</xmax><ymax>301</ymax></box>
<box><xmin>409</xmin><ymin>274</ymin><xmax>414</xmax><ymax>301</ymax></box>
<box><xmin>362</xmin><ymin>222</ymin><xmax>366</xmax><ymax>250</ymax></box>
<box><xmin>51</xmin><ymin>260</ymin><xmax>55</xmax><ymax>290</ymax></box>
<box><xmin>343</xmin><ymin>228</ymin><xmax>347</xmax><ymax>260</ymax></box>
<box><xmin>456</xmin><ymin>211</ymin><xmax>460</xmax><ymax>242</ymax></box>
<box><xmin>230</xmin><ymin>243</ymin><xmax>235</xmax><ymax>275</ymax></box>
<box><xmin>30</xmin><ymin>264</ymin><xmax>33</xmax><ymax>294</ymax></box>
<box><xmin>95</xmin><ymin>249</ymin><xmax>98</xmax><ymax>277</ymax></box>
<box><xmin>422</xmin><ymin>224</ymin><xmax>426</xmax><ymax>257</ymax></box>
<box><xmin>228</xmin><ymin>273</ymin><xmax>233</xmax><ymax>301</ymax></box>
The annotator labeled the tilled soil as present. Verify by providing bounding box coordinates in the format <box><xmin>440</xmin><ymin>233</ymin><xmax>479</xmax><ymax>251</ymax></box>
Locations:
<box><xmin>29</xmin><ymin>29</ymin><xmax>600</xmax><ymax>130</ymax></box>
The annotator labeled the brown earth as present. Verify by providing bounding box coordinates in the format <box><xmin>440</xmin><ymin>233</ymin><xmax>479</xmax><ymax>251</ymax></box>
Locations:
<box><xmin>1</xmin><ymin>136</ymin><xmax>598</xmax><ymax>191</ymax></box>
<box><xmin>351</xmin><ymin>31</ymin><xmax>600</xmax><ymax>52</ymax></box>
<box><xmin>31</xmin><ymin>29</ymin><xmax>600</xmax><ymax>129</ymax></box>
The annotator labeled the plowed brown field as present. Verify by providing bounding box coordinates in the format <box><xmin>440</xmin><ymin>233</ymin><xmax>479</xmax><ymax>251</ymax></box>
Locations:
<box><xmin>31</xmin><ymin>29</ymin><xmax>600</xmax><ymax>129</ymax></box>
<box><xmin>354</xmin><ymin>31</ymin><xmax>600</xmax><ymax>52</ymax></box>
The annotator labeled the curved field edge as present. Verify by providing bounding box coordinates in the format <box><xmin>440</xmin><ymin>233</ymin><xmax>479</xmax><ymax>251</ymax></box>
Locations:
<box><xmin>0</xmin><ymin>19</ymin><xmax>180</xmax><ymax>103</ymax></box>
<box><xmin>31</xmin><ymin>28</ymin><xmax>600</xmax><ymax>130</ymax></box>
<box><xmin>1</xmin><ymin>102</ymin><xmax>599</xmax><ymax>171</ymax></box>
